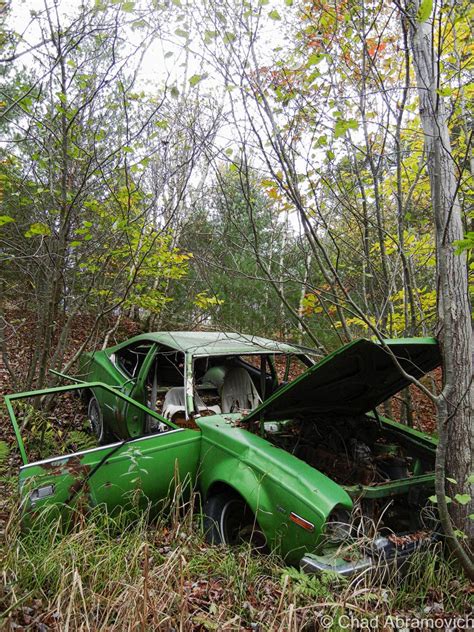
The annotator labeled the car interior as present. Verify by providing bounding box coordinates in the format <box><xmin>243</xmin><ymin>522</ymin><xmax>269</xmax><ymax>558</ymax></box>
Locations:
<box><xmin>114</xmin><ymin>343</ymin><xmax>310</xmax><ymax>432</ymax></box>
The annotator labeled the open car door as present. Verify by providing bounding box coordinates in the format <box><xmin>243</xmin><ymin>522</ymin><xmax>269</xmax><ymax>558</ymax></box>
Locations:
<box><xmin>5</xmin><ymin>383</ymin><xmax>201</xmax><ymax>518</ymax></box>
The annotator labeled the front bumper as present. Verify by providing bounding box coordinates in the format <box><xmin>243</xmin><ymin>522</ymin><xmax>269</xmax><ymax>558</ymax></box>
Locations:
<box><xmin>300</xmin><ymin>532</ymin><xmax>437</xmax><ymax>577</ymax></box>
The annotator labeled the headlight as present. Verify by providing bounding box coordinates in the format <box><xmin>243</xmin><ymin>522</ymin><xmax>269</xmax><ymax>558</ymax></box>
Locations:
<box><xmin>324</xmin><ymin>506</ymin><xmax>352</xmax><ymax>543</ymax></box>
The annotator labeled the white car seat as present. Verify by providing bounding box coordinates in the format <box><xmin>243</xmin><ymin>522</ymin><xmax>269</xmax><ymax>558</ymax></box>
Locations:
<box><xmin>162</xmin><ymin>386</ymin><xmax>221</xmax><ymax>420</ymax></box>
<box><xmin>220</xmin><ymin>367</ymin><xmax>261</xmax><ymax>413</ymax></box>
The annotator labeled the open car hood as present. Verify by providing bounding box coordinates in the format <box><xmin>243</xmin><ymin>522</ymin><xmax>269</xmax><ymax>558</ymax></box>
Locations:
<box><xmin>244</xmin><ymin>338</ymin><xmax>441</xmax><ymax>422</ymax></box>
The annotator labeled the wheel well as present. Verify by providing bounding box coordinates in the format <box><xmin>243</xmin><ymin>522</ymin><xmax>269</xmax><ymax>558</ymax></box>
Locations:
<box><xmin>81</xmin><ymin>388</ymin><xmax>94</xmax><ymax>406</ymax></box>
<box><xmin>206</xmin><ymin>481</ymin><xmax>243</xmax><ymax>502</ymax></box>
<box><xmin>204</xmin><ymin>481</ymin><xmax>267</xmax><ymax>548</ymax></box>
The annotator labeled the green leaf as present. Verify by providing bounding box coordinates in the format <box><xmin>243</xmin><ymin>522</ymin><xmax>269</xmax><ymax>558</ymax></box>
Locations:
<box><xmin>334</xmin><ymin>120</ymin><xmax>346</xmax><ymax>138</ymax></box>
<box><xmin>70</xmin><ymin>241</ymin><xmax>82</xmax><ymax>248</ymax></box>
<box><xmin>0</xmin><ymin>215</ymin><xmax>15</xmax><ymax>227</ymax></box>
<box><xmin>189</xmin><ymin>74</ymin><xmax>204</xmax><ymax>87</ymax></box>
<box><xmin>454</xmin><ymin>232</ymin><xmax>474</xmax><ymax>255</ymax></box>
<box><xmin>467</xmin><ymin>474</ymin><xmax>474</xmax><ymax>485</ymax></box>
<box><xmin>446</xmin><ymin>477</ymin><xmax>457</xmax><ymax>485</ymax></box>
<box><xmin>428</xmin><ymin>494</ymin><xmax>452</xmax><ymax>504</ymax></box>
<box><xmin>417</xmin><ymin>0</ymin><xmax>433</xmax><ymax>22</ymax></box>
<box><xmin>204</xmin><ymin>30</ymin><xmax>218</xmax><ymax>44</ymax></box>
<box><xmin>308</xmin><ymin>53</ymin><xmax>325</xmax><ymax>66</ymax></box>
<box><xmin>121</xmin><ymin>1</ymin><xmax>135</xmax><ymax>11</ymax></box>
<box><xmin>334</xmin><ymin>118</ymin><xmax>359</xmax><ymax>138</ymax></box>
<box><xmin>454</xmin><ymin>529</ymin><xmax>467</xmax><ymax>539</ymax></box>
<box><xmin>269</xmin><ymin>9</ymin><xmax>281</xmax><ymax>20</ymax></box>
<box><xmin>25</xmin><ymin>222</ymin><xmax>51</xmax><ymax>238</ymax></box>
<box><xmin>223</xmin><ymin>32</ymin><xmax>236</xmax><ymax>44</ymax></box>
<box><xmin>284</xmin><ymin>0</ymin><xmax>293</xmax><ymax>6</ymax></box>
<box><xmin>170</xmin><ymin>86</ymin><xmax>179</xmax><ymax>98</ymax></box>
<box><xmin>437</xmin><ymin>87</ymin><xmax>452</xmax><ymax>97</ymax></box>
<box><xmin>132</xmin><ymin>19</ymin><xmax>149</xmax><ymax>29</ymax></box>
<box><xmin>175</xmin><ymin>28</ymin><xmax>189</xmax><ymax>38</ymax></box>
<box><xmin>454</xmin><ymin>493</ymin><xmax>471</xmax><ymax>506</ymax></box>
<box><xmin>469</xmin><ymin>514</ymin><xmax>474</xmax><ymax>521</ymax></box>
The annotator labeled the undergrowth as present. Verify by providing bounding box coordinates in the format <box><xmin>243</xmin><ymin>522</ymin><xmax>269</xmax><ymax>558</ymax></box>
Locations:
<box><xmin>0</xmin><ymin>488</ymin><xmax>471</xmax><ymax>631</ymax></box>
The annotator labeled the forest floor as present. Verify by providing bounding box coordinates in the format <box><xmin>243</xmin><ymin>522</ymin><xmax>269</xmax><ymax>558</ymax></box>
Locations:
<box><xmin>0</xmin><ymin>314</ymin><xmax>471</xmax><ymax>630</ymax></box>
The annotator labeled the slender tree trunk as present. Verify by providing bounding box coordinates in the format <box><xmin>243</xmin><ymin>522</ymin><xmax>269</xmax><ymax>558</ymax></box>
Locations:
<box><xmin>297</xmin><ymin>251</ymin><xmax>311</xmax><ymax>345</ymax></box>
<box><xmin>406</xmin><ymin>2</ymin><xmax>473</xmax><ymax>560</ymax></box>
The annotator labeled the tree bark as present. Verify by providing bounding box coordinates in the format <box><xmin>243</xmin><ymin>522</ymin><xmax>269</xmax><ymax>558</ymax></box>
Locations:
<box><xmin>405</xmin><ymin>1</ymin><xmax>473</xmax><ymax>562</ymax></box>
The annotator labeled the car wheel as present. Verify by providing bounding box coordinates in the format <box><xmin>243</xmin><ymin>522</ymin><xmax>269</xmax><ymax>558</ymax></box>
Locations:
<box><xmin>203</xmin><ymin>492</ymin><xmax>266</xmax><ymax>549</ymax></box>
<box><xmin>88</xmin><ymin>396</ymin><xmax>106</xmax><ymax>444</ymax></box>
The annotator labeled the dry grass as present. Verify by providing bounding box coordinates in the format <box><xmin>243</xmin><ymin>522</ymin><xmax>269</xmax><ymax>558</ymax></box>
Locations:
<box><xmin>0</xmin><ymin>480</ymin><xmax>471</xmax><ymax>631</ymax></box>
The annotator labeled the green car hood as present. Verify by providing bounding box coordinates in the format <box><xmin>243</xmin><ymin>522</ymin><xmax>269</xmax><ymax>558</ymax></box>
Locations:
<box><xmin>244</xmin><ymin>337</ymin><xmax>441</xmax><ymax>422</ymax></box>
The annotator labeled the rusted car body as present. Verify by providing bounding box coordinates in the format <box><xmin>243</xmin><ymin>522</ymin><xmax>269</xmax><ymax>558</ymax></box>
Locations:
<box><xmin>5</xmin><ymin>333</ymin><xmax>441</xmax><ymax>576</ymax></box>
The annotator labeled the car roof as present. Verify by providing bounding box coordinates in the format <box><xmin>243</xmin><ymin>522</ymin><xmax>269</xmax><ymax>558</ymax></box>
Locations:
<box><xmin>114</xmin><ymin>331</ymin><xmax>307</xmax><ymax>356</ymax></box>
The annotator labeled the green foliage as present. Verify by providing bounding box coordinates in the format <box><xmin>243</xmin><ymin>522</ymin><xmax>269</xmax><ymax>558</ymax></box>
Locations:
<box><xmin>0</xmin><ymin>440</ymin><xmax>9</xmax><ymax>474</ymax></box>
<box><xmin>417</xmin><ymin>0</ymin><xmax>433</xmax><ymax>22</ymax></box>
<box><xmin>282</xmin><ymin>566</ymin><xmax>345</xmax><ymax>599</ymax></box>
<box><xmin>454</xmin><ymin>494</ymin><xmax>471</xmax><ymax>506</ymax></box>
<box><xmin>169</xmin><ymin>165</ymin><xmax>313</xmax><ymax>340</ymax></box>
<box><xmin>189</xmin><ymin>74</ymin><xmax>204</xmax><ymax>87</ymax></box>
<box><xmin>64</xmin><ymin>430</ymin><xmax>97</xmax><ymax>453</ymax></box>
<box><xmin>194</xmin><ymin>291</ymin><xmax>224</xmax><ymax>309</ymax></box>
<box><xmin>454</xmin><ymin>232</ymin><xmax>474</xmax><ymax>255</ymax></box>
<box><xmin>268</xmin><ymin>9</ymin><xmax>281</xmax><ymax>20</ymax></box>
<box><xmin>334</xmin><ymin>117</ymin><xmax>359</xmax><ymax>138</ymax></box>
<box><xmin>24</xmin><ymin>222</ymin><xmax>51</xmax><ymax>238</ymax></box>
<box><xmin>0</xmin><ymin>215</ymin><xmax>15</xmax><ymax>227</ymax></box>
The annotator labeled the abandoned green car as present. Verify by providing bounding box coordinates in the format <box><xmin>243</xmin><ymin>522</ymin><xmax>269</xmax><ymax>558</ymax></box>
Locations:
<box><xmin>5</xmin><ymin>333</ymin><xmax>441</xmax><ymax>576</ymax></box>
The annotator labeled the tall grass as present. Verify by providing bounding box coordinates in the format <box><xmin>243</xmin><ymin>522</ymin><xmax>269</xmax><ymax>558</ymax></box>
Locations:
<box><xmin>1</xmin><ymin>486</ymin><xmax>471</xmax><ymax>630</ymax></box>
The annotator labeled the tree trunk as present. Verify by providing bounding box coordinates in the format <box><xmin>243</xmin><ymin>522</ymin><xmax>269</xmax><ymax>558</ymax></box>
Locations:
<box><xmin>406</xmin><ymin>1</ymin><xmax>473</xmax><ymax>559</ymax></box>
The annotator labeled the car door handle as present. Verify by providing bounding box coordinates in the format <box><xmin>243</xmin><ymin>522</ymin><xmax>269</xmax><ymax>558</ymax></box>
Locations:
<box><xmin>30</xmin><ymin>484</ymin><xmax>55</xmax><ymax>505</ymax></box>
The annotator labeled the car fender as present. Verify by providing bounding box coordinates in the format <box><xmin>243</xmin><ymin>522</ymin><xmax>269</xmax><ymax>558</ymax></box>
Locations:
<box><xmin>198</xmin><ymin>423</ymin><xmax>353</xmax><ymax>561</ymax></box>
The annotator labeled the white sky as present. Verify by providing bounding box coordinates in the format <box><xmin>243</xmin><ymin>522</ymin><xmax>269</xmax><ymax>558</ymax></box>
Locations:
<box><xmin>6</xmin><ymin>0</ymin><xmax>318</xmax><ymax>233</ymax></box>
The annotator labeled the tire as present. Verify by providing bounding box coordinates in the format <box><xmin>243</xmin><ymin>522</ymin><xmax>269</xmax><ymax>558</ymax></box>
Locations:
<box><xmin>88</xmin><ymin>396</ymin><xmax>107</xmax><ymax>444</ymax></box>
<box><xmin>203</xmin><ymin>492</ymin><xmax>266</xmax><ymax>549</ymax></box>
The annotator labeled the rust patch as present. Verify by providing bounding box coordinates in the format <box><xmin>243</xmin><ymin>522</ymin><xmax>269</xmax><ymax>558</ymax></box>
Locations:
<box><xmin>39</xmin><ymin>455</ymin><xmax>92</xmax><ymax>503</ymax></box>
<box><xmin>388</xmin><ymin>530</ymin><xmax>432</xmax><ymax>548</ymax></box>
<box><xmin>65</xmin><ymin>455</ymin><xmax>90</xmax><ymax>476</ymax></box>
<box><xmin>64</xmin><ymin>456</ymin><xmax>91</xmax><ymax>500</ymax></box>
<box><xmin>40</xmin><ymin>461</ymin><xmax>67</xmax><ymax>476</ymax></box>
<box><xmin>40</xmin><ymin>455</ymin><xmax>91</xmax><ymax>478</ymax></box>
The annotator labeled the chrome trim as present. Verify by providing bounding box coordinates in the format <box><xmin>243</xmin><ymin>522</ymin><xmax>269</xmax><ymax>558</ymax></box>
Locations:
<box><xmin>20</xmin><ymin>428</ymin><xmax>186</xmax><ymax>470</ymax></box>
<box><xmin>300</xmin><ymin>554</ymin><xmax>373</xmax><ymax>577</ymax></box>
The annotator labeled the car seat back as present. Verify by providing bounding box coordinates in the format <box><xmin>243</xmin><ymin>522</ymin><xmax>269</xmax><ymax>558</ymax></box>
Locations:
<box><xmin>221</xmin><ymin>367</ymin><xmax>261</xmax><ymax>413</ymax></box>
